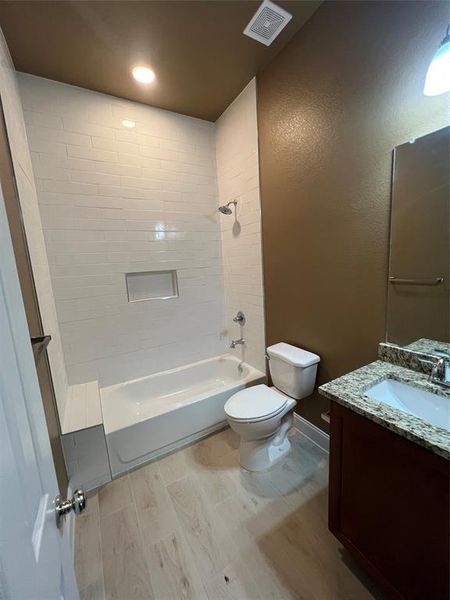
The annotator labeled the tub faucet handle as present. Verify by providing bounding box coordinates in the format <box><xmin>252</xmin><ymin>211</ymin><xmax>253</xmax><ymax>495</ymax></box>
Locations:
<box><xmin>233</xmin><ymin>311</ymin><xmax>245</xmax><ymax>325</ymax></box>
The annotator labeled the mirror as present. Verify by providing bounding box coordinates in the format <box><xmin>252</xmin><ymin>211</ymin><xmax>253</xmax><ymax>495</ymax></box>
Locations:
<box><xmin>386</xmin><ymin>126</ymin><xmax>449</xmax><ymax>348</ymax></box>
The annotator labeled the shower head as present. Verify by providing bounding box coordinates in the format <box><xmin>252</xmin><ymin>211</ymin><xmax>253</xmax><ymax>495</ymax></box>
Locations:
<box><xmin>218</xmin><ymin>200</ymin><xmax>237</xmax><ymax>215</ymax></box>
<box><xmin>218</xmin><ymin>205</ymin><xmax>233</xmax><ymax>215</ymax></box>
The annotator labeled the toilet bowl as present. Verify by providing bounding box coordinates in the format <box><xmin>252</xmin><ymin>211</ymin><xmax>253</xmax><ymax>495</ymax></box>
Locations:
<box><xmin>225</xmin><ymin>384</ymin><xmax>296</xmax><ymax>470</ymax></box>
<box><xmin>224</xmin><ymin>343</ymin><xmax>320</xmax><ymax>471</ymax></box>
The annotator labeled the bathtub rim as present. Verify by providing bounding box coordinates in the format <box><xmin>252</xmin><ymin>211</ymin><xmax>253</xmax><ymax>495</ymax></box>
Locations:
<box><xmin>100</xmin><ymin>353</ymin><xmax>266</xmax><ymax>435</ymax></box>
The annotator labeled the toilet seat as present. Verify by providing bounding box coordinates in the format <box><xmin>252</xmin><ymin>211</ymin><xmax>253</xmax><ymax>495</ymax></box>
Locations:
<box><xmin>224</xmin><ymin>384</ymin><xmax>287</xmax><ymax>423</ymax></box>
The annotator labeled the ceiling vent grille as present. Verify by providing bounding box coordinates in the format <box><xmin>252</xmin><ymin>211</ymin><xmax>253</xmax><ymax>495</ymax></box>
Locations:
<box><xmin>243</xmin><ymin>0</ymin><xmax>292</xmax><ymax>46</ymax></box>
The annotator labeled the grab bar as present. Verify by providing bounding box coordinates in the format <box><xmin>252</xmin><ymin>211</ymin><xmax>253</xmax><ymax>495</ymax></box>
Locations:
<box><xmin>389</xmin><ymin>277</ymin><xmax>444</xmax><ymax>286</ymax></box>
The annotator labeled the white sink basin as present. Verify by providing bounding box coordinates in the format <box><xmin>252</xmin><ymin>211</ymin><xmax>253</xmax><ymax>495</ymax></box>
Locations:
<box><xmin>365</xmin><ymin>378</ymin><xmax>450</xmax><ymax>432</ymax></box>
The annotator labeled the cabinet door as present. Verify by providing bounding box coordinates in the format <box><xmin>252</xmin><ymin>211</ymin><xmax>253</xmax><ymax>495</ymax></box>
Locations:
<box><xmin>329</xmin><ymin>402</ymin><xmax>449</xmax><ymax>600</ymax></box>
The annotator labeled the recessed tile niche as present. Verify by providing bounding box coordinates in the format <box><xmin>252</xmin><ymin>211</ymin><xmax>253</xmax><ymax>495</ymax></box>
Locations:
<box><xmin>126</xmin><ymin>270</ymin><xmax>179</xmax><ymax>302</ymax></box>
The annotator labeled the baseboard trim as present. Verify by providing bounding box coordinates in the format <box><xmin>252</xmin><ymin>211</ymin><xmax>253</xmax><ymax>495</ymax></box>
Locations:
<box><xmin>293</xmin><ymin>413</ymin><xmax>329</xmax><ymax>453</ymax></box>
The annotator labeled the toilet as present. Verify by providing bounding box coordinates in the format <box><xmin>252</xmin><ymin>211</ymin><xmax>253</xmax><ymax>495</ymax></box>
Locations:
<box><xmin>224</xmin><ymin>342</ymin><xmax>320</xmax><ymax>471</ymax></box>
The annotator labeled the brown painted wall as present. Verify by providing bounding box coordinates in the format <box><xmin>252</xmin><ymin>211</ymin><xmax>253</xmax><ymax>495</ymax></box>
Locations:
<box><xmin>257</xmin><ymin>0</ymin><xmax>449</xmax><ymax>431</ymax></box>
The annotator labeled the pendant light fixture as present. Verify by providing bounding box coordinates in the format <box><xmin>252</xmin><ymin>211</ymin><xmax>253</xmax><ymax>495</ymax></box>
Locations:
<box><xmin>423</xmin><ymin>25</ymin><xmax>450</xmax><ymax>96</ymax></box>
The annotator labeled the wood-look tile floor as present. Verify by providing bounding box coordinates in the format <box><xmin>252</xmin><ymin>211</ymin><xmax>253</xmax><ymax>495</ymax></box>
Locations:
<box><xmin>75</xmin><ymin>427</ymin><xmax>383</xmax><ymax>600</ymax></box>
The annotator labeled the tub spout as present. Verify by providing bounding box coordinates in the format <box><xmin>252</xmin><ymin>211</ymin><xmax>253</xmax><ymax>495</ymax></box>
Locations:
<box><xmin>230</xmin><ymin>338</ymin><xmax>245</xmax><ymax>349</ymax></box>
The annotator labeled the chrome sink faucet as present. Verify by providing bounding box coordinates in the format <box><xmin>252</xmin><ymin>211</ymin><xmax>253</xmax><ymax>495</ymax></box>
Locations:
<box><xmin>428</xmin><ymin>356</ymin><xmax>450</xmax><ymax>388</ymax></box>
<box><xmin>230</xmin><ymin>338</ymin><xmax>245</xmax><ymax>349</ymax></box>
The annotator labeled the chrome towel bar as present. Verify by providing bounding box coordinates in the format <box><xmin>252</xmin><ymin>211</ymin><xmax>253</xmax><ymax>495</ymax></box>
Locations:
<box><xmin>389</xmin><ymin>277</ymin><xmax>444</xmax><ymax>286</ymax></box>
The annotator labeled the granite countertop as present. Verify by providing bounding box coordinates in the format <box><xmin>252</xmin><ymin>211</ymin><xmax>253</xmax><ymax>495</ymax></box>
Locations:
<box><xmin>319</xmin><ymin>360</ymin><xmax>450</xmax><ymax>460</ymax></box>
<box><xmin>406</xmin><ymin>338</ymin><xmax>450</xmax><ymax>355</ymax></box>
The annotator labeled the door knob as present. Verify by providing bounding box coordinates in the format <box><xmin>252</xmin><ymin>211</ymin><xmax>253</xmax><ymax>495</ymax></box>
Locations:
<box><xmin>55</xmin><ymin>489</ymin><xmax>87</xmax><ymax>526</ymax></box>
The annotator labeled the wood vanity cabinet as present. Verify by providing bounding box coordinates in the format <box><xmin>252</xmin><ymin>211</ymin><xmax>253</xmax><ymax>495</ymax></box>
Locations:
<box><xmin>329</xmin><ymin>401</ymin><xmax>449</xmax><ymax>600</ymax></box>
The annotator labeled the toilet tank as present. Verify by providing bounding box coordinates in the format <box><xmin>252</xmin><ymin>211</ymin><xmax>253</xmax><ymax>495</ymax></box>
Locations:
<box><xmin>267</xmin><ymin>343</ymin><xmax>320</xmax><ymax>400</ymax></box>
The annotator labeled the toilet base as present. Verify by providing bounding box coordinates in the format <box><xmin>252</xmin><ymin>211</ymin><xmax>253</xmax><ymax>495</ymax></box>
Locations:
<box><xmin>239</xmin><ymin>433</ymin><xmax>291</xmax><ymax>472</ymax></box>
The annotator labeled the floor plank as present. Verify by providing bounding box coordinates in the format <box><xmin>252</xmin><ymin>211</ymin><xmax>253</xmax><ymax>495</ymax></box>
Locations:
<box><xmin>100</xmin><ymin>505</ymin><xmax>153</xmax><ymax>600</ymax></box>
<box><xmin>76</xmin><ymin>427</ymin><xmax>383</xmax><ymax>600</ymax></box>
<box><xmin>98</xmin><ymin>475</ymin><xmax>133</xmax><ymax>519</ymax></box>
<box><xmin>188</xmin><ymin>428</ymin><xmax>238</xmax><ymax>464</ymax></box>
<box><xmin>203</xmin><ymin>559</ymin><xmax>262</xmax><ymax>600</ymax></box>
<box><xmin>79</xmin><ymin>582</ymin><xmax>105</xmax><ymax>600</ymax></box>
<box><xmin>166</xmin><ymin>474</ymin><xmax>234</xmax><ymax>581</ymax></box>
<box><xmin>157</xmin><ymin>448</ymin><xmax>190</xmax><ymax>485</ymax></box>
<box><xmin>130</xmin><ymin>461</ymin><xmax>178</xmax><ymax>543</ymax></box>
<box><xmin>186</xmin><ymin>445</ymin><xmax>239</xmax><ymax>505</ymax></box>
<box><xmin>75</xmin><ymin>495</ymin><xmax>105</xmax><ymax>600</ymax></box>
<box><xmin>144</xmin><ymin>530</ymin><xmax>208</xmax><ymax>600</ymax></box>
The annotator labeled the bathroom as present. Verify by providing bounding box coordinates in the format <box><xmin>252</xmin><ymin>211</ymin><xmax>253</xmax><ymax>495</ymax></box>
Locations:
<box><xmin>0</xmin><ymin>0</ymin><xmax>448</xmax><ymax>598</ymax></box>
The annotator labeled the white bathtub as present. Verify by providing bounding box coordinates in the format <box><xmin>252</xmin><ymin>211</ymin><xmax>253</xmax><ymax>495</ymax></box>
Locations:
<box><xmin>100</xmin><ymin>354</ymin><xmax>266</xmax><ymax>477</ymax></box>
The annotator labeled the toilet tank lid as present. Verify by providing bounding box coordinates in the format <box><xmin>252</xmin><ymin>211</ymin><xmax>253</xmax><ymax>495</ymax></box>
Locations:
<box><xmin>267</xmin><ymin>343</ymin><xmax>320</xmax><ymax>367</ymax></box>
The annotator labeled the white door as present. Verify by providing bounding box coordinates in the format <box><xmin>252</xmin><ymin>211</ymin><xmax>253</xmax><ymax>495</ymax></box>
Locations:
<box><xmin>0</xmin><ymin>187</ymin><xmax>79</xmax><ymax>600</ymax></box>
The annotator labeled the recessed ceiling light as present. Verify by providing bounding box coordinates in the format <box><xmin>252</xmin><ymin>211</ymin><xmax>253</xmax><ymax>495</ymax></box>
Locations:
<box><xmin>122</xmin><ymin>119</ymin><xmax>136</xmax><ymax>129</ymax></box>
<box><xmin>132</xmin><ymin>66</ymin><xmax>156</xmax><ymax>84</ymax></box>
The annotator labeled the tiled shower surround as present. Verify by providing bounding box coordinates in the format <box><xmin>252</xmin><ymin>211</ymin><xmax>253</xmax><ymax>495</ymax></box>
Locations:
<box><xmin>18</xmin><ymin>74</ymin><xmax>265</xmax><ymax>390</ymax></box>
<box><xmin>216</xmin><ymin>81</ymin><xmax>265</xmax><ymax>372</ymax></box>
<box><xmin>0</xmin><ymin>35</ymin><xmax>69</xmax><ymax>417</ymax></box>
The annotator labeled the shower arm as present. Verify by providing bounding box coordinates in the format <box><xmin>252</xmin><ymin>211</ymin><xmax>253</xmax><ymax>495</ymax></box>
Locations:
<box><xmin>222</xmin><ymin>200</ymin><xmax>237</xmax><ymax>210</ymax></box>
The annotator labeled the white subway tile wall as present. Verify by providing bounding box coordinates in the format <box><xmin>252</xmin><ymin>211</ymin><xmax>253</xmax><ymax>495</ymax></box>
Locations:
<box><xmin>0</xmin><ymin>34</ymin><xmax>69</xmax><ymax>416</ymax></box>
<box><xmin>18</xmin><ymin>74</ymin><xmax>227</xmax><ymax>386</ymax></box>
<box><xmin>216</xmin><ymin>80</ymin><xmax>266</xmax><ymax>371</ymax></box>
